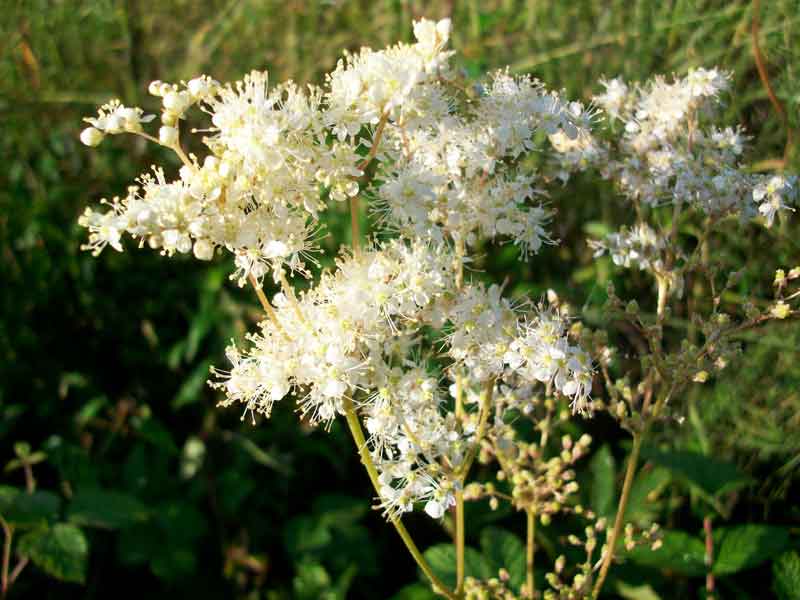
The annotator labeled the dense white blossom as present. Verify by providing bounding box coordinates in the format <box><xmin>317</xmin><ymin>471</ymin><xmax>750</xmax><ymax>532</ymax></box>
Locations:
<box><xmin>79</xmin><ymin>18</ymin><xmax>599</xmax><ymax>522</ymax></box>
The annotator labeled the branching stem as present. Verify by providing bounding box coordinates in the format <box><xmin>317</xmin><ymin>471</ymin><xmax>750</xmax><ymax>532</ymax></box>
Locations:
<box><xmin>342</xmin><ymin>398</ymin><xmax>456</xmax><ymax>600</ymax></box>
<box><xmin>592</xmin><ymin>432</ymin><xmax>643</xmax><ymax>599</ymax></box>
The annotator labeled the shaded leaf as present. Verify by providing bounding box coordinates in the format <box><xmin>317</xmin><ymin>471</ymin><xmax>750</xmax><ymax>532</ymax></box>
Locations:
<box><xmin>7</xmin><ymin>491</ymin><xmax>61</xmax><ymax>527</ymax></box>
<box><xmin>0</xmin><ymin>485</ymin><xmax>21</xmax><ymax>514</ymax></box>
<box><xmin>67</xmin><ymin>488</ymin><xmax>148</xmax><ymax>529</ymax></box>
<box><xmin>713</xmin><ymin>525</ymin><xmax>790</xmax><ymax>575</ymax></box>
<box><xmin>641</xmin><ymin>447</ymin><xmax>751</xmax><ymax>498</ymax></box>
<box><xmin>590</xmin><ymin>444</ymin><xmax>616</xmax><ymax>518</ymax></box>
<box><xmin>150</xmin><ymin>544</ymin><xmax>196</xmax><ymax>582</ymax></box>
<box><xmin>18</xmin><ymin>523</ymin><xmax>88</xmax><ymax>584</ymax></box>
<box><xmin>625</xmin><ymin>466</ymin><xmax>671</xmax><ymax>523</ymax></box>
<box><xmin>422</xmin><ymin>544</ymin><xmax>492</xmax><ymax>589</ymax></box>
<box><xmin>625</xmin><ymin>530</ymin><xmax>705</xmax><ymax>576</ymax></box>
<box><xmin>480</xmin><ymin>527</ymin><xmax>526</xmax><ymax>589</ymax></box>
<box><xmin>773</xmin><ymin>551</ymin><xmax>800</xmax><ymax>600</ymax></box>
<box><xmin>391</xmin><ymin>583</ymin><xmax>437</xmax><ymax>600</ymax></box>
<box><xmin>171</xmin><ymin>359</ymin><xmax>213</xmax><ymax>409</ymax></box>
<box><xmin>314</xmin><ymin>494</ymin><xmax>368</xmax><ymax>528</ymax></box>
<box><xmin>616</xmin><ymin>580</ymin><xmax>662</xmax><ymax>600</ymax></box>
<box><xmin>284</xmin><ymin>515</ymin><xmax>332</xmax><ymax>558</ymax></box>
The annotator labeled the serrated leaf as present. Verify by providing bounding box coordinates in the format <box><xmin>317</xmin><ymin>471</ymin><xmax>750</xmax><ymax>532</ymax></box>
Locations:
<box><xmin>640</xmin><ymin>447</ymin><xmax>751</xmax><ymax>498</ymax></box>
<box><xmin>713</xmin><ymin>525</ymin><xmax>790</xmax><ymax>575</ymax></box>
<box><xmin>625</xmin><ymin>529</ymin><xmax>706</xmax><ymax>576</ymax></box>
<box><xmin>590</xmin><ymin>444</ymin><xmax>616</xmax><ymax>518</ymax></box>
<box><xmin>480</xmin><ymin>527</ymin><xmax>526</xmax><ymax>589</ymax></box>
<box><xmin>7</xmin><ymin>491</ymin><xmax>61</xmax><ymax>527</ymax></box>
<box><xmin>773</xmin><ymin>551</ymin><xmax>800</xmax><ymax>600</ymax></box>
<box><xmin>421</xmin><ymin>544</ymin><xmax>492</xmax><ymax>589</ymax></box>
<box><xmin>18</xmin><ymin>523</ymin><xmax>88</xmax><ymax>584</ymax></box>
<box><xmin>67</xmin><ymin>488</ymin><xmax>148</xmax><ymax>529</ymax></box>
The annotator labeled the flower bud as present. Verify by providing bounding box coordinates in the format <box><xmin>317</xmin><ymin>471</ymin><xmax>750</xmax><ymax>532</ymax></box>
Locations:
<box><xmin>159</xmin><ymin>126</ymin><xmax>179</xmax><ymax>146</ymax></box>
<box><xmin>193</xmin><ymin>239</ymin><xmax>215</xmax><ymax>261</ymax></box>
<box><xmin>80</xmin><ymin>127</ymin><xmax>104</xmax><ymax>147</ymax></box>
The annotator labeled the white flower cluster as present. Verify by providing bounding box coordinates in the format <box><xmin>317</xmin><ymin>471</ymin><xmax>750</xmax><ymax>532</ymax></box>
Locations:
<box><xmin>375</xmin><ymin>70</ymin><xmax>594</xmax><ymax>257</ymax></box>
<box><xmin>504</xmin><ymin>308</ymin><xmax>594</xmax><ymax>415</ymax></box>
<box><xmin>210</xmin><ymin>239</ymin><xmax>454</xmax><ymax>424</ymax></box>
<box><xmin>588</xmin><ymin>223</ymin><xmax>666</xmax><ymax>274</ymax></box>
<box><xmin>551</xmin><ymin>68</ymin><xmax>797</xmax><ymax>228</ymax></box>
<box><xmin>79</xmin><ymin>18</ymin><xmax>597</xmax><ymax>521</ymax></box>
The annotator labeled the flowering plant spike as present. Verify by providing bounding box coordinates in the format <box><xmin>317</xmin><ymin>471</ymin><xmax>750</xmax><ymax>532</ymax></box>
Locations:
<box><xmin>79</xmin><ymin>17</ymin><xmax>798</xmax><ymax>600</ymax></box>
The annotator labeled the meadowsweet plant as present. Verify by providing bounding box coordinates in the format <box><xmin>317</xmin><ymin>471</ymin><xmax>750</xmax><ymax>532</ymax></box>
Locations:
<box><xmin>77</xmin><ymin>18</ymin><xmax>798</xmax><ymax>600</ymax></box>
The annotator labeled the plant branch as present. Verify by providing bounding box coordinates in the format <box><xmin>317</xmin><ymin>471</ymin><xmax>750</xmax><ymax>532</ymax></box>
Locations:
<box><xmin>248</xmin><ymin>273</ymin><xmax>289</xmax><ymax>340</ymax></box>
<box><xmin>704</xmin><ymin>516</ymin><xmax>715</xmax><ymax>599</ymax></box>
<box><xmin>526</xmin><ymin>509</ymin><xmax>536</xmax><ymax>598</ymax></box>
<box><xmin>457</xmin><ymin>378</ymin><xmax>494</xmax><ymax>480</ymax></box>
<box><xmin>341</xmin><ymin>397</ymin><xmax>456</xmax><ymax>599</ymax></box>
<box><xmin>1</xmin><ymin>516</ymin><xmax>11</xmax><ymax>599</ymax></box>
<box><xmin>751</xmin><ymin>0</ymin><xmax>793</xmax><ymax>165</ymax></box>
<box><xmin>592</xmin><ymin>432</ymin><xmax>643</xmax><ymax>599</ymax></box>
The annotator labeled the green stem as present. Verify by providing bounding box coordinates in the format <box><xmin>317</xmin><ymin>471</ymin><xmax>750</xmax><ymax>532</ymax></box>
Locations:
<box><xmin>592</xmin><ymin>432</ymin><xmax>643</xmax><ymax>599</ymax></box>
<box><xmin>457</xmin><ymin>379</ymin><xmax>494</xmax><ymax>480</ymax></box>
<box><xmin>526</xmin><ymin>509</ymin><xmax>536</xmax><ymax>598</ymax></box>
<box><xmin>455</xmin><ymin>487</ymin><xmax>465</xmax><ymax>595</ymax></box>
<box><xmin>342</xmin><ymin>398</ymin><xmax>457</xmax><ymax>600</ymax></box>
<box><xmin>1</xmin><ymin>516</ymin><xmax>11</xmax><ymax>599</ymax></box>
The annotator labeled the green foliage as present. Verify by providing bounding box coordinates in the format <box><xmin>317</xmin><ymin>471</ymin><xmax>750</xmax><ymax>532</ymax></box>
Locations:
<box><xmin>479</xmin><ymin>527</ymin><xmax>526</xmax><ymax>589</ymax></box>
<box><xmin>625</xmin><ymin>529</ymin><xmax>706</xmax><ymax>577</ymax></box>
<box><xmin>67</xmin><ymin>488</ymin><xmax>148</xmax><ymax>529</ymax></box>
<box><xmin>5</xmin><ymin>490</ymin><xmax>61</xmax><ymax>528</ymax></box>
<box><xmin>712</xmin><ymin>525</ymin><xmax>790</xmax><ymax>575</ymax></box>
<box><xmin>421</xmin><ymin>544</ymin><xmax>492</xmax><ymax>589</ymax></box>
<box><xmin>640</xmin><ymin>446</ymin><xmax>752</xmax><ymax>499</ymax></box>
<box><xmin>589</xmin><ymin>444</ymin><xmax>617</xmax><ymax>519</ymax></box>
<box><xmin>18</xmin><ymin>524</ymin><xmax>89</xmax><ymax>584</ymax></box>
<box><xmin>773</xmin><ymin>551</ymin><xmax>800</xmax><ymax>600</ymax></box>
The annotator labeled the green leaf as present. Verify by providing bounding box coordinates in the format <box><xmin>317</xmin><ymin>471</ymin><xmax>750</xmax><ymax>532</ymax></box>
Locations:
<box><xmin>171</xmin><ymin>358</ymin><xmax>213</xmax><ymax>409</ymax></box>
<box><xmin>313</xmin><ymin>494</ymin><xmax>368</xmax><ymax>528</ymax></box>
<box><xmin>640</xmin><ymin>447</ymin><xmax>751</xmax><ymax>498</ymax></box>
<box><xmin>625</xmin><ymin>529</ymin><xmax>706</xmax><ymax>576</ymax></box>
<box><xmin>625</xmin><ymin>466</ymin><xmax>671</xmax><ymax>523</ymax></box>
<box><xmin>773</xmin><ymin>551</ymin><xmax>800</xmax><ymax>600</ymax></box>
<box><xmin>590</xmin><ymin>444</ymin><xmax>616</xmax><ymax>518</ymax></box>
<box><xmin>6</xmin><ymin>491</ymin><xmax>61</xmax><ymax>527</ymax></box>
<box><xmin>150</xmin><ymin>544</ymin><xmax>196</xmax><ymax>582</ymax></box>
<box><xmin>713</xmin><ymin>525</ymin><xmax>790</xmax><ymax>575</ymax></box>
<box><xmin>421</xmin><ymin>544</ymin><xmax>492</xmax><ymax>589</ymax></box>
<box><xmin>0</xmin><ymin>485</ymin><xmax>21</xmax><ymax>514</ymax></box>
<box><xmin>391</xmin><ymin>583</ymin><xmax>437</xmax><ymax>600</ymax></box>
<box><xmin>117</xmin><ymin>522</ymin><xmax>160</xmax><ymax>566</ymax></box>
<box><xmin>293</xmin><ymin>560</ymin><xmax>336</xmax><ymax>600</ymax></box>
<box><xmin>284</xmin><ymin>515</ymin><xmax>332</xmax><ymax>558</ymax></box>
<box><xmin>18</xmin><ymin>523</ymin><xmax>88</xmax><ymax>584</ymax></box>
<box><xmin>131</xmin><ymin>416</ymin><xmax>178</xmax><ymax>454</ymax></box>
<box><xmin>67</xmin><ymin>488</ymin><xmax>148</xmax><ymax>529</ymax></box>
<box><xmin>616</xmin><ymin>580</ymin><xmax>662</xmax><ymax>600</ymax></box>
<box><xmin>479</xmin><ymin>527</ymin><xmax>526</xmax><ymax>589</ymax></box>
